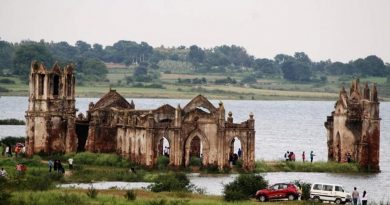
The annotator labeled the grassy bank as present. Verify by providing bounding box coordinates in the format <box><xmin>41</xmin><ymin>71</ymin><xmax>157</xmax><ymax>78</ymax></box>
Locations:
<box><xmin>255</xmin><ymin>160</ymin><xmax>360</xmax><ymax>173</ymax></box>
<box><xmin>8</xmin><ymin>189</ymin><xmax>316</xmax><ymax>205</ymax></box>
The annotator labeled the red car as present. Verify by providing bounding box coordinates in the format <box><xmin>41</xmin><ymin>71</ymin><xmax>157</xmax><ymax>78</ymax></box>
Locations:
<box><xmin>256</xmin><ymin>183</ymin><xmax>301</xmax><ymax>202</ymax></box>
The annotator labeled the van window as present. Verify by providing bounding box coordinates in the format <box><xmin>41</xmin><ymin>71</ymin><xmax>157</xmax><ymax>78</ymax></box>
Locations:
<box><xmin>313</xmin><ymin>184</ymin><xmax>323</xmax><ymax>190</ymax></box>
<box><xmin>335</xmin><ymin>186</ymin><xmax>344</xmax><ymax>192</ymax></box>
<box><xmin>323</xmin><ymin>185</ymin><xmax>333</xmax><ymax>191</ymax></box>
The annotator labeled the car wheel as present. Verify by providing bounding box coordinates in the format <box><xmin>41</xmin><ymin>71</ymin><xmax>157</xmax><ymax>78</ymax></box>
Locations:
<box><xmin>258</xmin><ymin>195</ymin><xmax>266</xmax><ymax>202</ymax></box>
<box><xmin>335</xmin><ymin>198</ymin><xmax>342</xmax><ymax>204</ymax></box>
<box><xmin>288</xmin><ymin>194</ymin><xmax>295</xmax><ymax>200</ymax></box>
<box><xmin>313</xmin><ymin>196</ymin><xmax>321</xmax><ymax>203</ymax></box>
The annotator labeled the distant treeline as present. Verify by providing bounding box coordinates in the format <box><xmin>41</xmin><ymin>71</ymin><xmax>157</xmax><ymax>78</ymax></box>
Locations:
<box><xmin>0</xmin><ymin>118</ymin><xmax>25</xmax><ymax>125</ymax></box>
<box><xmin>1</xmin><ymin>39</ymin><xmax>390</xmax><ymax>83</ymax></box>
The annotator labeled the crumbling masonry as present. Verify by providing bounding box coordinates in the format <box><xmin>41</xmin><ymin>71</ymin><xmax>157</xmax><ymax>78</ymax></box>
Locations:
<box><xmin>26</xmin><ymin>62</ymin><xmax>256</xmax><ymax>170</ymax></box>
<box><xmin>325</xmin><ymin>79</ymin><xmax>381</xmax><ymax>171</ymax></box>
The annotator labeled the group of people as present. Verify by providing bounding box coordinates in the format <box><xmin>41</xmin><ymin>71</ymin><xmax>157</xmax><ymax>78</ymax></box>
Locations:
<box><xmin>229</xmin><ymin>148</ymin><xmax>242</xmax><ymax>166</ymax></box>
<box><xmin>352</xmin><ymin>187</ymin><xmax>368</xmax><ymax>205</ymax></box>
<box><xmin>284</xmin><ymin>151</ymin><xmax>316</xmax><ymax>162</ymax></box>
<box><xmin>48</xmin><ymin>158</ymin><xmax>73</xmax><ymax>174</ymax></box>
<box><xmin>3</xmin><ymin>144</ymin><xmax>25</xmax><ymax>157</ymax></box>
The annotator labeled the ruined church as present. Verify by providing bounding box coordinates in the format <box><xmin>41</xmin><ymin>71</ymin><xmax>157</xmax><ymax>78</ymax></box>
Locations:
<box><xmin>325</xmin><ymin>79</ymin><xmax>380</xmax><ymax>171</ymax></box>
<box><xmin>25</xmin><ymin>62</ymin><xmax>256</xmax><ymax>170</ymax></box>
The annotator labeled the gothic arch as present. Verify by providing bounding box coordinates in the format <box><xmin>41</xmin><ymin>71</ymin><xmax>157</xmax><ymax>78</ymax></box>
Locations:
<box><xmin>226</xmin><ymin>135</ymin><xmax>247</xmax><ymax>165</ymax></box>
<box><xmin>155</xmin><ymin>129</ymin><xmax>173</xmax><ymax>165</ymax></box>
<box><xmin>184</xmin><ymin>129</ymin><xmax>210</xmax><ymax>166</ymax></box>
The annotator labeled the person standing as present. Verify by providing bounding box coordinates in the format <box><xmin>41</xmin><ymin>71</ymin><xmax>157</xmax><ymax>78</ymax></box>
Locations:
<box><xmin>54</xmin><ymin>160</ymin><xmax>59</xmax><ymax>172</ymax></box>
<box><xmin>302</xmin><ymin>151</ymin><xmax>306</xmax><ymax>162</ymax></box>
<box><xmin>237</xmin><ymin>148</ymin><xmax>242</xmax><ymax>158</ymax></box>
<box><xmin>361</xmin><ymin>190</ymin><xmax>367</xmax><ymax>205</ymax></box>
<box><xmin>0</xmin><ymin>168</ymin><xmax>7</xmax><ymax>177</ymax></box>
<box><xmin>291</xmin><ymin>152</ymin><xmax>296</xmax><ymax>161</ymax></box>
<box><xmin>352</xmin><ymin>187</ymin><xmax>359</xmax><ymax>205</ymax></box>
<box><xmin>5</xmin><ymin>146</ymin><xmax>9</xmax><ymax>157</ymax></box>
<box><xmin>347</xmin><ymin>153</ymin><xmax>352</xmax><ymax>163</ymax></box>
<box><xmin>284</xmin><ymin>151</ymin><xmax>289</xmax><ymax>161</ymax></box>
<box><xmin>310</xmin><ymin>151</ymin><xmax>315</xmax><ymax>163</ymax></box>
<box><xmin>48</xmin><ymin>159</ymin><xmax>54</xmax><ymax>172</ymax></box>
<box><xmin>68</xmin><ymin>158</ymin><xmax>73</xmax><ymax>170</ymax></box>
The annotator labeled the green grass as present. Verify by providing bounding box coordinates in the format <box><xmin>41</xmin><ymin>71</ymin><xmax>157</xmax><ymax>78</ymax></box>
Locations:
<box><xmin>7</xmin><ymin>189</ymin><xmax>325</xmax><ymax>205</ymax></box>
<box><xmin>255</xmin><ymin>160</ymin><xmax>360</xmax><ymax>173</ymax></box>
<box><xmin>2</xmin><ymin>71</ymin><xmax>390</xmax><ymax>101</ymax></box>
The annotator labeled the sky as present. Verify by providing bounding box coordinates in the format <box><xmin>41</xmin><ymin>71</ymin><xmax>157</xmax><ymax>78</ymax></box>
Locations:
<box><xmin>0</xmin><ymin>0</ymin><xmax>390</xmax><ymax>63</ymax></box>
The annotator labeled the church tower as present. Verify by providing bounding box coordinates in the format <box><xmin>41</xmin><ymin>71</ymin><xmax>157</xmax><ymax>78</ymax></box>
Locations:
<box><xmin>25</xmin><ymin>61</ymin><xmax>77</xmax><ymax>156</ymax></box>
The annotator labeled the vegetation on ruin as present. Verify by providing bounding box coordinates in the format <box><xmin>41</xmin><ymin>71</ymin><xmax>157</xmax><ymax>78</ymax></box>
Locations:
<box><xmin>1</xmin><ymin>39</ymin><xmax>390</xmax><ymax>101</ymax></box>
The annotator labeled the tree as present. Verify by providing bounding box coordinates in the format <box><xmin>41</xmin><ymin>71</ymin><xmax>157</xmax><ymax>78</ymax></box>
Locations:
<box><xmin>13</xmin><ymin>41</ymin><xmax>54</xmax><ymax>77</ymax></box>
<box><xmin>76</xmin><ymin>58</ymin><xmax>108</xmax><ymax>80</ymax></box>
<box><xmin>253</xmin><ymin>58</ymin><xmax>280</xmax><ymax>77</ymax></box>
<box><xmin>363</xmin><ymin>55</ymin><xmax>386</xmax><ymax>76</ymax></box>
<box><xmin>189</xmin><ymin>45</ymin><xmax>205</xmax><ymax>64</ymax></box>
<box><xmin>0</xmin><ymin>41</ymin><xmax>14</xmax><ymax>72</ymax></box>
<box><xmin>76</xmin><ymin>40</ymin><xmax>91</xmax><ymax>54</ymax></box>
<box><xmin>281</xmin><ymin>60</ymin><xmax>312</xmax><ymax>82</ymax></box>
<box><xmin>48</xmin><ymin>41</ymin><xmax>78</xmax><ymax>62</ymax></box>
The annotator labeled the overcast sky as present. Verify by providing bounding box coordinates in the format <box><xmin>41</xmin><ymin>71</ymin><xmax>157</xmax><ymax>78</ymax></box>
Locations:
<box><xmin>1</xmin><ymin>0</ymin><xmax>389</xmax><ymax>63</ymax></box>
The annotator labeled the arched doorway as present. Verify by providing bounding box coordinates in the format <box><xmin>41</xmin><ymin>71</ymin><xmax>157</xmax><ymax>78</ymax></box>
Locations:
<box><xmin>229</xmin><ymin>137</ymin><xmax>242</xmax><ymax>166</ymax></box>
<box><xmin>185</xmin><ymin>132</ymin><xmax>209</xmax><ymax>167</ymax></box>
<box><xmin>189</xmin><ymin>136</ymin><xmax>203</xmax><ymax>166</ymax></box>
<box><xmin>157</xmin><ymin>137</ymin><xmax>170</xmax><ymax>157</ymax></box>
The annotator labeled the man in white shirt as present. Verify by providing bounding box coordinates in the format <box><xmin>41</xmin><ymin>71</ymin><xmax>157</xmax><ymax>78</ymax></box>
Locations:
<box><xmin>68</xmin><ymin>158</ymin><xmax>74</xmax><ymax>170</ymax></box>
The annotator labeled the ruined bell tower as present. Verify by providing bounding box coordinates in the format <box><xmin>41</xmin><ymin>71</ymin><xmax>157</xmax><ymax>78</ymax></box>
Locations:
<box><xmin>325</xmin><ymin>79</ymin><xmax>381</xmax><ymax>171</ymax></box>
<box><xmin>25</xmin><ymin>61</ymin><xmax>78</xmax><ymax>156</ymax></box>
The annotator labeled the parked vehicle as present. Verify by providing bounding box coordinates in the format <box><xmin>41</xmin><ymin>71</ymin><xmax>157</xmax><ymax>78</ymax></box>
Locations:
<box><xmin>310</xmin><ymin>183</ymin><xmax>351</xmax><ymax>204</ymax></box>
<box><xmin>256</xmin><ymin>183</ymin><xmax>301</xmax><ymax>202</ymax></box>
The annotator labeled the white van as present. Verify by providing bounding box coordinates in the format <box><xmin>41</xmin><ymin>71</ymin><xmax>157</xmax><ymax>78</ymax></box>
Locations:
<box><xmin>310</xmin><ymin>183</ymin><xmax>351</xmax><ymax>204</ymax></box>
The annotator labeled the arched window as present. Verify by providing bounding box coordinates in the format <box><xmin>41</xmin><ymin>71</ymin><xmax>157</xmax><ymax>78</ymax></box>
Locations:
<box><xmin>38</xmin><ymin>74</ymin><xmax>45</xmax><ymax>96</ymax></box>
<box><xmin>53</xmin><ymin>75</ymin><xmax>60</xmax><ymax>96</ymax></box>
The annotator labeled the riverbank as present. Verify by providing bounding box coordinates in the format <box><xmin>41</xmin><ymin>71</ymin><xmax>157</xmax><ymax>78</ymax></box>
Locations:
<box><xmin>6</xmin><ymin>189</ymin><xmax>318</xmax><ymax>205</ymax></box>
<box><xmin>0</xmin><ymin>152</ymin><xmax>362</xmax><ymax>182</ymax></box>
<box><xmin>256</xmin><ymin>160</ymin><xmax>360</xmax><ymax>173</ymax></box>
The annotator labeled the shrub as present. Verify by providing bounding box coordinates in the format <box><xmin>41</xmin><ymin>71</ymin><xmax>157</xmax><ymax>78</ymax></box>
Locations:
<box><xmin>124</xmin><ymin>189</ymin><xmax>136</xmax><ymax>201</ymax></box>
<box><xmin>25</xmin><ymin>173</ymin><xmax>53</xmax><ymax>191</ymax></box>
<box><xmin>0</xmin><ymin>177</ymin><xmax>12</xmax><ymax>204</ymax></box>
<box><xmin>72</xmin><ymin>152</ymin><xmax>130</xmax><ymax>167</ymax></box>
<box><xmin>157</xmin><ymin>156</ymin><xmax>169</xmax><ymax>170</ymax></box>
<box><xmin>148</xmin><ymin>199</ymin><xmax>167</xmax><ymax>205</ymax></box>
<box><xmin>189</xmin><ymin>157</ymin><xmax>201</xmax><ymax>166</ymax></box>
<box><xmin>223</xmin><ymin>174</ymin><xmax>268</xmax><ymax>201</ymax></box>
<box><xmin>148</xmin><ymin>172</ymin><xmax>190</xmax><ymax>192</ymax></box>
<box><xmin>0</xmin><ymin>79</ymin><xmax>15</xmax><ymax>84</ymax></box>
<box><xmin>86</xmin><ymin>185</ymin><xmax>98</xmax><ymax>198</ymax></box>
<box><xmin>293</xmin><ymin>180</ymin><xmax>311</xmax><ymax>200</ymax></box>
<box><xmin>0</xmin><ymin>86</ymin><xmax>9</xmax><ymax>92</ymax></box>
<box><xmin>55</xmin><ymin>192</ymin><xmax>87</xmax><ymax>205</ymax></box>
<box><xmin>0</xmin><ymin>136</ymin><xmax>25</xmax><ymax>145</ymax></box>
<box><xmin>202</xmin><ymin>164</ymin><xmax>219</xmax><ymax>173</ymax></box>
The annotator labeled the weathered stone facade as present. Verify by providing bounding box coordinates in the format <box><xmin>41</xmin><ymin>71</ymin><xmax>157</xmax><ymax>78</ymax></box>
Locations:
<box><xmin>325</xmin><ymin>79</ymin><xmax>380</xmax><ymax>171</ymax></box>
<box><xmin>25</xmin><ymin>62</ymin><xmax>77</xmax><ymax>156</ymax></box>
<box><xmin>26</xmin><ymin>63</ymin><xmax>256</xmax><ymax>170</ymax></box>
<box><xmin>80</xmin><ymin>91</ymin><xmax>256</xmax><ymax>169</ymax></box>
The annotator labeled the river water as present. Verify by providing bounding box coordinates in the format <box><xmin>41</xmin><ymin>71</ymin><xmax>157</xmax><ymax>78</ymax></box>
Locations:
<box><xmin>1</xmin><ymin>96</ymin><xmax>389</xmax><ymax>200</ymax></box>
